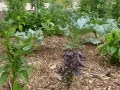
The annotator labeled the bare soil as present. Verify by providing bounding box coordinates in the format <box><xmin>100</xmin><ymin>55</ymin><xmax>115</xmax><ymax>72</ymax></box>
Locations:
<box><xmin>0</xmin><ymin>36</ymin><xmax>120</xmax><ymax>90</ymax></box>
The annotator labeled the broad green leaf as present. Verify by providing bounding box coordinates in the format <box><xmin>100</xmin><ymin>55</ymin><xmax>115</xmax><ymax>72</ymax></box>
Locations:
<box><xmin>23</xmin><ymin>45</ymin><xmax>32</xmax><ymax>51</ymax></box>
<box><xmin>13</xmin><ymin>80</ymin><xmax>21</xmax><ymax>90</ymax></box>
<box><xmin>0</xmin><ymin>72</ymin><xmax>9</xmax><ymax>86</ymax></box>
<box><xmin>20</xmin><ymin>70</ymin><xmax>29</xmax><ymax>83</ymax></box>
<box><xmin>106</xmin><ymin>45</ymin><xmax>111</xmax><ymax>53</ymax></box>
<box><xmin>18</xmin><ymin>24</ymin><xmax>23</xmax><ymax>32</ymax></box>
<box><xmin>97</xmin><ymin>44</ymin><xmax>104</xmax><ymax>50</ymax></box>
<box><xmin>84</xmin><ymin>37</ymin><xmax>101</xmax><ymax>44</ymax></box>
<box><xmin>110</xmin><ymin>46</ymin><xmax>117</xmax><ymax>54</ymax></box>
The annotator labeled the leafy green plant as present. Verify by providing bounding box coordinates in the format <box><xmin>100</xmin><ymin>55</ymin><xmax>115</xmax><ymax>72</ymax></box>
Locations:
<box><xmin>70</xmin><ymin>15</ymin><xmax>119</xmax><ymax>45</ymax></box>
<box><xmin>64</xmin><ymin>26</ymin><xmax>84</xmax><ymax>49</ymax></box>
<box><xmin>5</xmin><ymin>0</ymin><xmax>27</xmax><ymax>20</ymax></box>
<box><xmin>0</xmin><ymin>21</ymin><xmax>44</xmax><ymax>89</ymax></box>
<box><xmin>112</xmin><ymin>0</ymin><xmax>120</xmax><ymax>20</ymax></box>
<box><xmin>79</xmin><ymin>0</ymin><xmax>107</xmax><ymax>18</ymax></box>
<box><xmin>98</xmin><ymin>30</ymin><xmax>120</xmax><ymax>64</ymax></box>
<box><xmin>38</xmin><ymin>1</ymin><xmax>72</xmax><ymax>36</ymax></box>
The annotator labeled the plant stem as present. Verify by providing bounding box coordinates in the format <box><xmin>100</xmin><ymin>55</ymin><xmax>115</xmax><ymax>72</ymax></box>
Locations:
<box><xmin>34</xmin><ymin>0</ymin><xmax>38</xmax><ymax>18</ymax></box>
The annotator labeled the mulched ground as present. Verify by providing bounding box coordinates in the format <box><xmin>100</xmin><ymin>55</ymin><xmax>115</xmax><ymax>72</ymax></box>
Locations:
<box><xmin>0</xmin><ymin>12</ymin><xmax>120</xmax><ymax>89</ymax></box>
<box><xmin>27</xmin><ymin>36</ymin><xmax>120</xmax><ymax>90</ymax></box>
<box><xmin>0</xmin><ymin>36</ymin><xmax>120</xmax><ymax>90</ymax></box>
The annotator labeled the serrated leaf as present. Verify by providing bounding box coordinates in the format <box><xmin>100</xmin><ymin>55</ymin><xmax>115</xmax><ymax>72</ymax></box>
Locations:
<box><xmin>0</xmin><ymin>72</ymin><xmax>9</xmax><ymax>86</ymax></box>
<box><xmin>13</xmin><ymin>80</ymin><xmax>21</xmax><ymax>90</ymax></box>
<box><xmin>20</xmin><ymin>70</ymin><xmax>29</xmax><ymax>83</ymax></box>
<box><xmin>110</xmin><ymin>46</ymin><xmax>117</xmax><ymax>54</ymax></box>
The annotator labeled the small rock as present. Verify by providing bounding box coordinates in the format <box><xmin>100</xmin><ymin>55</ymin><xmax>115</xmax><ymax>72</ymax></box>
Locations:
<box><xmin>50</xmin><ymin>64</ymin><xmax>56</xmax><ymax>69</ymax></box>
<box><xmin>88</xmin><ymin>80</ymin><xmax>93</xmax><ymax>84</ymax></box>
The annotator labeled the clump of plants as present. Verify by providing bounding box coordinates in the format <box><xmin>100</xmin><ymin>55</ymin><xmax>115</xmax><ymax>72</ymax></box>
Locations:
<box><xmin>39</xmin><ymin>2</ymin><xmax>72</xmax><ymax>36</ymax></box>
<box><xmin>79</xmin><ymin>0</ymin><xmax>107</xmax><ymax>18</ymax></box>
<box><xmin>98</xmin><ymin>30</ymin><xmax>120</xmax><ymax>64</ymax></box>
<box><xmin>5</xmin><ymin>0</ymin><xmax>27</xmax><ymax>20</ymax></box>
<box><xmin>58</xmin><ymin>51</ymin><xmax>85</xmax><ymax>89</ymax></box>
<box><xmin>0</xmin><ymin>21</ymin><xmax>44</xmax><ymax>89</ymax></box>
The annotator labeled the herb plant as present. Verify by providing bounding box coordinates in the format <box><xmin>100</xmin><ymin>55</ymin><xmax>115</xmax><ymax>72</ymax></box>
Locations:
<box><xmin>58</xmin><ymin>51</ymin><xmax>85</xmax><ymax>89</ymax></box>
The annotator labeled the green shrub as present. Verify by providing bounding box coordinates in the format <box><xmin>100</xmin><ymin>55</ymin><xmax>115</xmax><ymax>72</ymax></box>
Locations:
<box><xmin>112</xmin><ymin>0</ymin><xmax>120</xmax><ymax>20</ymax></box>
<box><xmin>38</xmin><ymin>2</ymin><xmax>72</xmax><ymax>36</ymax></box>
<box><xmin>6</xmin><ymin>0</ymin><xmax>27</xmax><ymax>20</ymax></box>
<box><xmin>98</xmin><ymin>30</ymin><xmax>120</xmax><ymax>64</ymax></box>
<box><xmin>79</xmin><ymin>0</ymin><xmax>107</xmax><ymax>18</ymax></box>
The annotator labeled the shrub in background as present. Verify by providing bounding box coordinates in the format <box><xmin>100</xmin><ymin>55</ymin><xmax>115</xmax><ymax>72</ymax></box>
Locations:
<box><xmin>79</xmin><ymin>0</ymin><xmax>107</xmax><ymax>18</ymax></box>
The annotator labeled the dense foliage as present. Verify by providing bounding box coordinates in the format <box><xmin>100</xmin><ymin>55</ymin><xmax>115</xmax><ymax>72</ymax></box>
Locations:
<box><xmin>98</xmin><ymin>30</ymin><xmax>120</xmax><ymax>64</ymax></box>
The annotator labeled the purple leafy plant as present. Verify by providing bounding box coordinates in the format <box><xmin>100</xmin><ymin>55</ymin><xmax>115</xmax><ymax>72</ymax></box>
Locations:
<box><xmin>58</xmin><ymin>51</ymin><xmax>85</xmax><ymax>89</ymax></box>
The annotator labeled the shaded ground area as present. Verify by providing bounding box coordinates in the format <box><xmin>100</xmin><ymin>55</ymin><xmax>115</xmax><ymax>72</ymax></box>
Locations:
<box><xmin>0</xmin><ymin>36</ymin><xmax>120</xmax><ymax>90</ymax></box>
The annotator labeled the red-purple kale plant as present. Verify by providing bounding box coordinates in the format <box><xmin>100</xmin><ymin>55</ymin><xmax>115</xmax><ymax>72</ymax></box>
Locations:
<box><xmin>58</xmin><ymin>51</ymin><xmax>85</xmax><ymax>89</ymax></box>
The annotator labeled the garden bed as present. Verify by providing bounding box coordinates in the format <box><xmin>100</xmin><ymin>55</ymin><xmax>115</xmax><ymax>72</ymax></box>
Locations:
<box><xmin>1</xmin><ymin>36</ymin><xmax>120</xmax><ymax>90</ymax></box>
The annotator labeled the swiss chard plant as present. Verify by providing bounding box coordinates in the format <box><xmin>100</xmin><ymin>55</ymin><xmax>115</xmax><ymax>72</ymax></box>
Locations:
<box><xmin>98</xmin><ymin>30</ymin><xmax>120</xmax><ymax>64</ymax></box>
<box><xmin>0</xmin><ymin>21</ymin><xmax>44</xmax><ymax>89</ymax></box>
